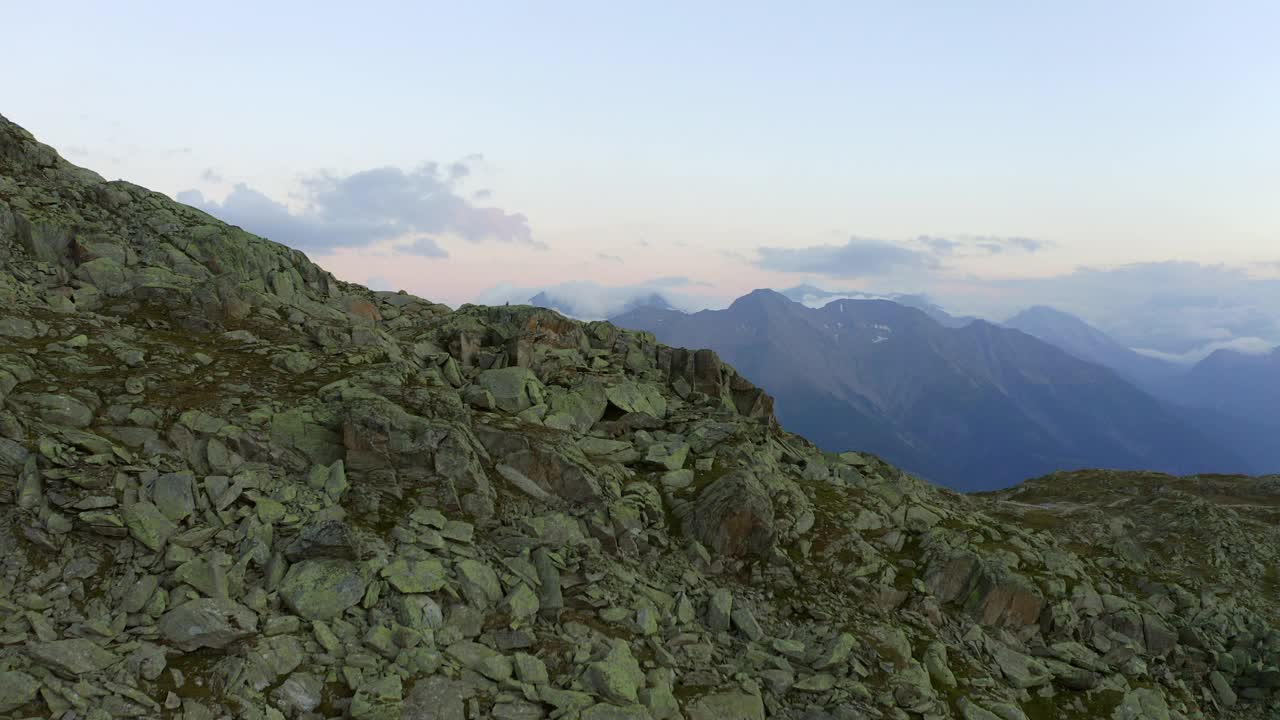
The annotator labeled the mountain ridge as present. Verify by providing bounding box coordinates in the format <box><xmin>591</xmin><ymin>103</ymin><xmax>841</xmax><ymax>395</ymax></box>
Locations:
<box><xmin>614</xmin><ymin>290</ymin><xmax>1249</xmax><ymax>489</ymax></box>
<box><xmin>1003</xmin><ymin>305</ymin><xmax>1181</xmax><ymax>390</ymax></box>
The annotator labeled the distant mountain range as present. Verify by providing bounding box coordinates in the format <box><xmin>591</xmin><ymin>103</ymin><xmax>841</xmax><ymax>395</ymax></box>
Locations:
<box><xmin>1003</xmin><ymin>305</ymin><xmax>1182</xmax><ymax>391</ymax></box>
<box><xmin>613</xmin><ymin>289</ymin><xmax>1250</xmax><ymax>490</ymax></box>
<box><xmin>780</xmin><ymin>284</ymin><xmax>977</xmax><ymax>328</ymax></box>
<box><xmin>1003</xmin><ymin>305</ymin><xmax>1280</xmax><ymax>473</ymax></box>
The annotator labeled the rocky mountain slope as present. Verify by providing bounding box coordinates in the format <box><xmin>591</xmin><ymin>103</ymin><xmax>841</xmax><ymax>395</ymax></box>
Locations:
<box><xmin>613</xmin><ymin>291</ymin><xmax>1245</xmax><ymax>490</ymax></box>
<box><xmin>1</xmin><ymin>113</ymin><xmax>1278</xmax><ymax>720</ymax></box>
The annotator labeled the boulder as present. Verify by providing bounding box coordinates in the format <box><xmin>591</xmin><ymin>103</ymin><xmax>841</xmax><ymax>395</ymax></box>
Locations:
<box><xmin>586</xmin><ymin>640</ymin><xmax>645</xmax><ymax>705</ymax></box>
<box><xmin>685</xmin><ymin>691</ymin><xmax>765</xmax><ymax>720</ymax></box>
<box><xmin>124</xmin><ymin>501</ymin><xmax>177</xmax><ymax>552</ymax></box>
<box><xmin>0</xmin><ymin>671</ymin><xmax>40</xmax><ymax>712</ymax></box>
<box><xmin>279</xmin><ymin>559</ymin><xmax>366</xmax><ymax>620</ymax></box>
<box><xmin>23</xmin><ymin>392</ymin><xmax>93</xmax><ymax>427</ymax></box>
<box><xmin>605</xmin><ymin>381</ymin><xmax>667</xmax><ymax>418</ymax></box>
<box><xmin>26</xmin><ymin>639</ymin><xmax>119</xmax><ymax>677</ymax></box>
<box><xmin>476</xmin><ymin>367</ymin><xmax>545</xmax><ymax>413</ymax></box>
<box><xmin>380</xmin><ymin>558</ymin><xmax>448</xmax><ymax>594</ymax></box>
<box><xmin>924</xmin><ymin>551</ymin><xmax>1044</xmax><ymax>628</ymax></box>
<box><xmin>158</xmin><ymin>598</ymin><xmax>259</xmax><ymax>651</ymax></box>
<box><xmin>285</xmin><ymin>519</ymin><xmax>358</xmax><ymax>561</ymax></box>
<box><xmin>678</xmin><ymin>469</ymin><xmax>776</xmax><ymax>559</ymax></box>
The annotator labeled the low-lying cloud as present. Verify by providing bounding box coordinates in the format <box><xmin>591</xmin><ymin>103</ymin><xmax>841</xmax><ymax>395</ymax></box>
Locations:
<box><xmin>476</xmin><ymin>278</ymin><xmax>724</xmax><ymax>320</ymax></box>
<box><xmin>177</xmin><ymin>160</ymin><xmax>536</xmax><ymax>255</ymax></box>
<box><xmin>755</xmin><ymin>237</ymin><xmax>939</xmax><ymax>276</ymax></box>
<box><xmin>755</xmin><ymin>234</ymin><xmax>1048</xmax><ymax>277</ymax></box>
<box><xmin>1134</xmin><ymin>337</ymin><xmax>1276</xmax><ymax>365</ymax></box>
<box><xmin>981</xmin><ymin>262</ymin><xmax>1280</xmax><ymax>355</ymax></box>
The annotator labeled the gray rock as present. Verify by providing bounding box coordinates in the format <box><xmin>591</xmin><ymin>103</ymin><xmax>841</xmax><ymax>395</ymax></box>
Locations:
<box><xmin>0</xmin><ymin>437</ymin><xmax>30</xmax><ymax>475</ymax></box>
<box><xmin>158</xmin><ymin>598</ymin><xmax>258</xmax><ymax>650</ymax></box>
<box><xmin>515</xmin><ymin>652</ymin><xmax>550</xmax><ymax>684</ymax></box>
<box><xmin>0</xmin><ymin>670</ymin><xmax>40</xmax><ymax>712</ymax></box>
<box><xmin>581</xmin><ymin>705</ymin><xmax>652</xmax><ymax>720</ymax></box>
<box><xmin>455</xmin><ymin>558</ymin><xmax>503</xmax><ymax>607</ymax></box>
<box><xmin>477</xmin><ymin>367</ymin><xmax>545</xmax><ymax>413</ymax></box>
<box><xmin>678</xmin><ymin>469</ymin><xmax>775</xmax><ymax>559</ymax></box>
<box><xmin>731</xmin><ymin>604</ymin><xmax>764</xmax><ymax>641</ymax></box>
<box><xmin>123</xmin><ymin>501</ymin><xmax>177</xmax><ymax>552</ymax></box>
<box><xmin>497</xmin><ymin>462</ymin><xmax>556</xmax><ymax>502</ymax></box>
<box><xmin>25</xmin><ymin>393</ymin><xmax>93</xmax><ymax>427</ymax></box>
<box><xmin>1209</xmin><ymin>670</ymin><xmax>1237</xmax><ymax>708</ymax></box>
<box><xmin>378</xmin><ymin>550</ymin><xmax>450</xmax><ymax>591</ymax></box>
<box><xmin>586</xmin><ymin>640</ymin><xmax>645</xmax><ymax>705</ymax></box>
<box><xmin>152</xmin><ymin>471</ymin><xmax>196</xmax><ymax>521</ymax></box>
<box><xmin>707</xmin><ymin>589</ymin><xmax>733</xmax><ymax>632</ymax></box>
<box><xmin>403</xmin><ymin>676</ymin><xmax>467</xmax><ymax>720</ymax></box>
<box><xmin>26</xmin><ymin>639</ymin><xmax>119</xmax><ymax>677</ymax></box>
<box><xmin>643</xmin><ymin>441</ymin><xmax>689</xmax><ymax>471</ymax></box>
<box><xmin>445</xmin><ymin>640</ymin><xmax>513</xmax><ymax>681</ymax></box>
<box><xmin>279</xmin><ymin>558</ymin><xmax>366</xmax><ymax>620</ymax></box>
<box><xmin>351</xmin><ymin>674</ymin><xmax>403</xmax><ymax>719</ymax></box>
<box><xmin>605</xmin><ymin>381</ymin><xmax>667</xmax><ymax>418</ymax></box>
<box><xmin>685</xmin><ymin>691</ymin><xmax>765</xmax><ymax>720</ymax></box>
<box><xmin>0</xmin><ymin>316</ymin><xmax>37</xmax><ymax>339</ymax></box>
<box><xmin>286</xmin><ymin>519</ymin><xmax>357</xmax><ymax>561</ymax></box>
<box><xmin>272</xmin><ymin>672</ymin><xmax>324</xmax><ymax>714</ymax></box>
<box><xmin>813</xmin><ymin>633</ymin><xmax>856</xmax><ymax>670</ymax></box>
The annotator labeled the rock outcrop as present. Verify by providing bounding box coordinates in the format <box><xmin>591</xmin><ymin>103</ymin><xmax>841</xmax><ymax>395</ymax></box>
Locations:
<box><xmin>1</xmin><ymin>113</ymin><xmax>1277</xmax><ymax>720</ymax></box>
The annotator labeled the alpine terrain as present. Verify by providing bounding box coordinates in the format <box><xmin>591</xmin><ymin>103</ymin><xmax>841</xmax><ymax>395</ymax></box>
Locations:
<box><xmin>2</xmin><ymin>113</ymin><xmax>1279</xmax><ymax>720</ymax></box>
<box><xmin>612</xmin><ymin>291</ymin><xmax>1246</xmax><ymax>490</ymax></box>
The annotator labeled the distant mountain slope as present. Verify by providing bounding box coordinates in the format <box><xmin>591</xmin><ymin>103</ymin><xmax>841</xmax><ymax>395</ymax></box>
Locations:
<box><xmin>615</xmin><ymin>290</ymin><xmax>1248</xmax><ymax>490</ymax></box>
<box><xmin>1004</xmin><ymin>305</ymin><xmax>1180</xmax><ymax>389</ymax></box>
<box><xmin>1004</xmin><ymin>308</ymin><xmax>1280</xmax><ymax>473</ymax></box>
<box><xmin>1161</xmin><ymin>348</ymin><xmax>1280</xmax><ymax>472</ymax></box>
<box><xmin>1176</xmin><ymin>347</ymin><xmax>1280</xmax><ymax>418</ymax></box>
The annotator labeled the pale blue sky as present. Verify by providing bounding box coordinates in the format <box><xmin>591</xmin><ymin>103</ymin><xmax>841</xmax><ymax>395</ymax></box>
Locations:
<box><xmin>7</xmin><ymin>1</ymin><xmax>1280</xmax><ymax>344</ymax></box>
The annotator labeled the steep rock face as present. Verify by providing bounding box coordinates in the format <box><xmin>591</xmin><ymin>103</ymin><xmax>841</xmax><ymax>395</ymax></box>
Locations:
<box><xmin>1</xmin><ymin>113</ymin><xmax>1278</xmax><ymax>720</ymax></box>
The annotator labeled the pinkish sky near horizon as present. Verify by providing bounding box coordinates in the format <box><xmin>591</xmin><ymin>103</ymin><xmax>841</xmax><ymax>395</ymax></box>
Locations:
<box><xmin>7</xmin><ymin>1</ymin><xmax>1280</xmax><ymax>358</ymax></box>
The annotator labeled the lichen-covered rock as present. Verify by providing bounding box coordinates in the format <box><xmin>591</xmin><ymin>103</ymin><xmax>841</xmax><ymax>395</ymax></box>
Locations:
<box><xmin>380</xmin><ymin>558</ymin><xmax>447</xmax><ymax>594</ymax></box>
<box><xmin>123</xmin><ymin>500</ymin><xmax>177</xmax><ymax>551</ymax></box>
<box><xmin>476</xmin><ymin>367</ymin><xmax>545</xmax><ymax>413</ymax></box>
<box><xmin>159</xmin><ymin>598</ymin><xmax>259</xmax><ymax>650</ymax></box>
<box><xmin>0</xmin><ymin>671</ymin><xmax>40</xmax><ymax>712</ymax></box>
<box><xmin>685</xmin><ymin>691</ymin><xmax>765</xmax><ymax>720</ymax></box>
<box><xmin>585</xmin><ymin>640</ymin><xmax>645</xmax><ymax>705</ymax></box>
<box><xmin>279</xmin><ymin>559</ymin><xmax>367</xmax><ymax>620</ymax></box>
<box><xmin>924</xmin><ymin>551</ymin><xmax>1044</xmax><ymax>628</ymax></box>
<box><xmin>25</xmin><ymin>639</ymin><xmax>119</xmax><ymax>677</ymax></box>
<box><xmin>678</xmin><ymin>469</ymin><xmax>776</xmax><ymax>558</ymax></box>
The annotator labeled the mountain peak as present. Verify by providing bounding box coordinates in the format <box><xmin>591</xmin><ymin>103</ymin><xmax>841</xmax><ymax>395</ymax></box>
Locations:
<box><xmin>728</xmin><ymin>287</ymin><xmax>795</xmax><ymax>311</ymax></box>
<box><xmin>1009</xmin><ymin>304</ymin><xmax>1079</xmax><ymax>321</ymax></box>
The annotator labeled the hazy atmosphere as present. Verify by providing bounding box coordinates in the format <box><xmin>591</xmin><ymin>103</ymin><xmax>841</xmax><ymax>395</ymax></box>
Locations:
<box><xmin>9</xmin><ymin>1</ymin><xmax>1280</xmax><ymax>360</ymax></box>
<box><xmin>8</xmin><ymin>4</ymin><xmax>1280</xmax><ymax>718</ymax></box>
